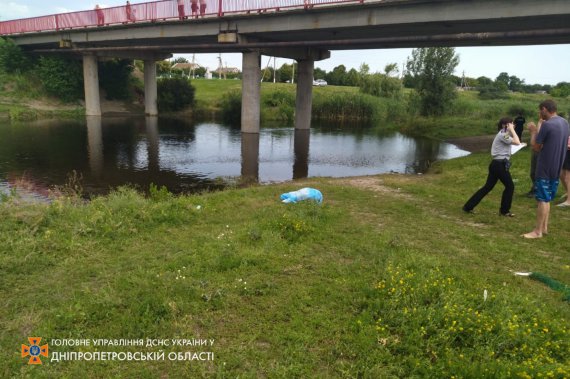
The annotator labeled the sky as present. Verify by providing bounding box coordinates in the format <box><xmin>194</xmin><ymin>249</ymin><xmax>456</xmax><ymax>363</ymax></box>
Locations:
<box><xmin>2</xmin><ymin>0</ymin><xmax>570</xmax><ymax>85</ymax></box>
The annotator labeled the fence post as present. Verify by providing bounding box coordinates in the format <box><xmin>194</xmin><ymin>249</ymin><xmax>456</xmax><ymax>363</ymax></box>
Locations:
<box><xmin>218</xmin><ymin>0</ymin><xmax>223</xmax><ymax>16</ymax></box>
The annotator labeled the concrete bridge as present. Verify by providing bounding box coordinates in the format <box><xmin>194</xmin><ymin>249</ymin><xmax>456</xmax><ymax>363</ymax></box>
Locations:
<box><xmin>2</xmin><ymin>0</ymin><xmax>570</xmax><ymax>133</ymax></box>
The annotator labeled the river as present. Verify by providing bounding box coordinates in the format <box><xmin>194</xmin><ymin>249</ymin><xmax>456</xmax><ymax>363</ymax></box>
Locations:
<box><xmin>0</xmin><ymin>116</ymin><xmax>469</xmax><ymax>199</ymax></box>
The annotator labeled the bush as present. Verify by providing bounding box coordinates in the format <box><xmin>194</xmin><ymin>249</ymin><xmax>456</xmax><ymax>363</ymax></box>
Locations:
<box><xmin>312</xmin><ymin>93</ymin><xmax>378</xmax><ymax>122</ymax></box>
<box><xmin>219</xmin><ymin>90</ymin><xmax>242</xmax><ymax>125</ymax></box>
<box><xmin>360</xmin><ymin>74</ymin><xmax>403</xmax><ymax>99</ymax></box>
<box><xmin>478</xmin><ymin>86</ymin><xmax>509</xmax><ymax>100</ymax></box>
<box><xmin>157</xmin><ymin>77</ymin><xmax>195</xmax><ymax>112</ymax></box>
<box><xmin>99</xmin><ymin>59</ymin><xmax>134</xmax><ymax>100</ymax></box>
<box><xmin>36</xmin><ymin>56</ymin><xmax>84</xmax><ymax>102</ymax></box>
<box><xmin>9</xmin><ymin>107</ymin><xmax>38</xmax><ymax>121</ymax></box>
<box><xmin>263</xmin><ymin>90</ymin><xmax>295</xmax><ymax>122</ymax></box>
<box><xmin>0</xmin><ymin>37</ymin><xmax>30</xmax><ymax>74</ymax></box>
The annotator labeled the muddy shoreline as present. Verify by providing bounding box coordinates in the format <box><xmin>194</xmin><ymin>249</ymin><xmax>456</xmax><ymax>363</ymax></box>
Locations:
<box><xmin>446</xmin><ymin>135</ymin><xmax>495</xmax><ymax>153</ymax></box>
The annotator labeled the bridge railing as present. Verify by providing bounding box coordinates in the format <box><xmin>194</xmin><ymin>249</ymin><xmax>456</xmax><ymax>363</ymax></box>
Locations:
<box><xmin>0</xmin><ymin>0</ymin><xmax>365</xmax><ymax>36</ymax></box>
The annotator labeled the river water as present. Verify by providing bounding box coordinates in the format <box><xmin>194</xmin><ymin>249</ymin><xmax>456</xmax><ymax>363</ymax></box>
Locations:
<box><xmin>0</xmin><ymin>116</ymin><xmax>469</xmax><ymax>199</ymax></box>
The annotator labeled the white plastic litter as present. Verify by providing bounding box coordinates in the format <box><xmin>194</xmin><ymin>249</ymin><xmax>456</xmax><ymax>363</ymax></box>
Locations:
<box><xmin>280</xmin><ymin>188</ymin><xmax>323</xmax><ymax>204</ymax></box>
<box><xmin>513</xmin><ymin>272</ymin><xmax>532</xmax><ymax>276</ymax></box>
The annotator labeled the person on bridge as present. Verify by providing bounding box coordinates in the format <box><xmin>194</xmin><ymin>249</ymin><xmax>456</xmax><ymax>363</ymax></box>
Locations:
<box><xmin>95</xmin><ymin>5</ymin><xmax>105</xmax><ymax>26</ymax></box>
<box><xmin>177</xmin><ymin>0</ymin><xmax>186</xmax><ymax>20</ymax></box>
<box><xmin>463</xmin><ymin>117</ymin><xmax>521</xmax><ymax>217</ymax></box>
<box><xmin>125</xmin><ymin>1</ymin><xmax>135</xmax><ymax>23</ymax></box>
<box><xmin>199</xmin><ymin>0</ymin><xmax>207</xmax><ymax>17</ymax></box>
<box><xmin>191</xmin><ymin>0</ymin><xmax>198</xmax><ymax>18</ymax></box>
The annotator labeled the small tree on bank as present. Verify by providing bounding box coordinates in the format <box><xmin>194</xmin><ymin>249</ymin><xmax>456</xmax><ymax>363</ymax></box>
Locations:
<box><xmin>157</xmin><ymin>78</ymin><xmax>195</xmax><ymax>112</ymax></box>
<box><xmin>406</xmin><ymin>47</ymin><xmax>459</xmax><ymax>116</ymax></box>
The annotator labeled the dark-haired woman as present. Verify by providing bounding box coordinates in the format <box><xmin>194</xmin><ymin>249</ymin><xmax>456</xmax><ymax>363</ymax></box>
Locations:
<box><xmin>463</xmin><ymin>117</ymin><xmax>521</xmax><ymax>216</ymax></box>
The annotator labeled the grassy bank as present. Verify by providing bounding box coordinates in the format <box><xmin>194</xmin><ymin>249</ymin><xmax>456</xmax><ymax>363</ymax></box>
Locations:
<box><xmin>1</xmin><ymin>149</ymin><xmax>569</xmax><ymax>378</ymax></box>
<box><xmin>192</xmin><ymin>80</ymin><xmax>570</xmax><ymax>139</ymax></box>
<box><xmin>2</xmin><ymin>72</ymin><xmax>569</xmax><ymax>140</ymax></box>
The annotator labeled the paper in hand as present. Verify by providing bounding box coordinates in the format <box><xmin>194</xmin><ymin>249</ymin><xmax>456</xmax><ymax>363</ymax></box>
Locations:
<box><xmin>511</xmin><ymin>143</ymin><xmax>527</xmax><ymax>155</ymax></box>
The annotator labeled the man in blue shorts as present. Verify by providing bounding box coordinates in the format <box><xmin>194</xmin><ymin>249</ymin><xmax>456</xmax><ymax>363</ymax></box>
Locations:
<box><xmin>523</xmin><ymin>99</ymin><xmax>570</xmax><ymax>238</ymax></box>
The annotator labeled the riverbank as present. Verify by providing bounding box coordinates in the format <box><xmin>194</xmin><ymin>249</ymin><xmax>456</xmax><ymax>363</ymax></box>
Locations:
<box><xmin>4</xmin><ymin>78</ymin><xmax>568</xmax><ymax>141</ymax></box>
<box><xmin>1</xmin><ymin>150</ymin><xmax>568</xmax><ymax>377</ymax></box>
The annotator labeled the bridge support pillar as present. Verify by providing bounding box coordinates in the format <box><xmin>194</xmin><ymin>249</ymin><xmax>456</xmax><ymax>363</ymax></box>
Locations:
<box><xmin>144</xmin><ymin>60</ymin><xmax>158</xmax><ymax>116</ymax></box>
<box><xmin>83</xmin><ymin>54</ymin><xmax>101</xmax><ymax>116</ymax></box>
<box><xmin>241</xmin><ymin>51</ymin><xmax>261</xmax><ymax>133</ymax></box>
<box><xmin>295</xmin><ymin>59</ymin><xmax>314</xmax><ymax>130</ymax></box>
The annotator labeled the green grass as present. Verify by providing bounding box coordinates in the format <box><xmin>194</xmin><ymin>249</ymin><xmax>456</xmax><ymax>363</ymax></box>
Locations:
<box><xmin>1</xmin><ymin>149</ymin><xmax>569</xmax><ymax>377</ymax></box>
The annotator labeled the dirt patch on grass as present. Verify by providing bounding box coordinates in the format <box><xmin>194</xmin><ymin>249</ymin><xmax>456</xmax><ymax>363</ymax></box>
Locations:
<box><xmin>336</xmin><ymin>176</ymin><xmax>407</xmax><ymax>195</ymax></box>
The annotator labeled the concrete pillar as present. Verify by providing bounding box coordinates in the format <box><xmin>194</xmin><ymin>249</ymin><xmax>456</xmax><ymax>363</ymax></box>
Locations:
<box><xmin>86</xmin><ymin>116</ymin><xmax>104</xmax><ymax>178</ymax></box>
<box><xmin>295</xmin><ymin>59</ymin><xmax>314</xmax><ymax>130</ymax></box>
<box><xmin>145</xmin><ymin>116</ymin><xmax>160</xmax><ymax>172</ymax></box>
<box><xmin>83</xmin><ymin>54</ymin><xmax>101</xmax><ymax>116</ymax></box>
<box><xmin>144</xmin><ymin>60</ymin><xmax>158</xmax><ymax>116</ymax></box>
<box><xmin>241</xmin><ymin>132</ymin><xmax>260</xmax><ymax>184</ymax></box>
<box><xmin>241</xmin><ymin>51</ymin><xmax>261</xmax><ymax>133</ymax></box>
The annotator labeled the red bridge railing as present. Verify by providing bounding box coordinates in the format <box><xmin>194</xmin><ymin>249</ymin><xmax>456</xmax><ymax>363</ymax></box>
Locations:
<box><xmin>0</xmin><ymin>0</ymin><xmax>365</xmax><ymax>36</ymax></box>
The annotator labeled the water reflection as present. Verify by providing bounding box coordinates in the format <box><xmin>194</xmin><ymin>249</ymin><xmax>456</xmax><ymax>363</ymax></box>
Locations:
<box><xmin>241</xmin><ymin>133</ymin><xmax>259</xmax><ymax>184</ymax></box>
<box><xmin>293</xmin><ymin>129</ymin><xmax>310</xmax><ymax>179</ymax></box>
<box><xmin>145</xmin><ymin>116</ymin><xmax>160</xmax><ymax>173</ymax></box>
<box><xmin>0</xmin><ymin>117</ymin><xmax>469</xmax><ymax>198</ymax></box>
<box><xmin>86</xmin><ymin>116</ymin><xmax>103</xmax><ymax>178</ymax></box>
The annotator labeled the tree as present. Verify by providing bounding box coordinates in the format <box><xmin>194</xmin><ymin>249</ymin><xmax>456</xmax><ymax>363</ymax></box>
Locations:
<box><xmin>359</xmin><ymin>63</ymin><xmax>370</xmax><ymax>77</ymax></box>
<box><xmin>313</xmin><ymin>67</ymin><xmax>327</xmax><ymax>80</ymax></box>
<box><xmin>384</xmin><ymin>63</ymin><xmax>399</xmax><ymax>77</ymax></box>
<box><xmin>476</xmin><ymin>76</ymin><xmax>493</xmax><ymax>87</ymax></box>
<box><xmin>495</xmin><ymin>72</ymin><xmax>510</xmax><ymax>91</ymax></box>
<box><xmin>172</xmin><ymin>57</ymin><xmax>189</xmax><ymax>64</ymax></box>
<box><xmin>156</xmin><ymin>60</ymin><xmax>172</xmax><ymax>76</ymax></box>
<box><xmin>406</xmin><ymin>47</ymin><xmax>459</xmax><ymax>116</ymax></box>
<box><xmin>0</xmin><ymin>37</ymin><xmax>30</xmax><ymax>74</ymax></box>
<box><xmin>326</xmin><ymin>64</ymin><xmax>347</xmax><ymax>86</ymax></box>
<box><xmin>550</xmin><ymin>82</ymin><xmax>570</xmax><ymax>97</ymax></box>
<box><xmin>508</xmin><ymin>75</ymin><xmax>524</xmax><ymax>92</ymax></box>
<box><xmin>345</xmin><ymin>68</ymin><xmax>360</xmax><ymax>87</ymax></box>
<box><xmin>279</xmin><ymin>63</ymin><xmax>297</xmax><ymax>83</ymax></box>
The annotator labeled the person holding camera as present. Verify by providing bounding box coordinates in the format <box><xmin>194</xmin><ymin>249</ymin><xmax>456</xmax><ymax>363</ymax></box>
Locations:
<box><xmin>463</xmin><ymin>117</ymin><xmax>521</xmax><ymax>216</ymax></box>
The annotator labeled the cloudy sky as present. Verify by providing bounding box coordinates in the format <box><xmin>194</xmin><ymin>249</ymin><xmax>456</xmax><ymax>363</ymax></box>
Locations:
<box><xmin>2</xmin><ymin>0</ymin><xmax>569</xmax><ymax>85</ymax></box>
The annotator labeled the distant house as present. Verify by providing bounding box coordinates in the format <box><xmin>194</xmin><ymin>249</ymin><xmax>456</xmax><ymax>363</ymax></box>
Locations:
<box><xmin>222</xmin><ymin>67</ymin><xmax>240</xmax><ymax>74</ymax></box>
<box><xmin>171</xmin><ymin>62</ymin><xmax>203</xmax><ymax>77</ymax></box>
<box><xmin>171</xmin><ymin>63</ymin><xmax>202</xmax><ymax>71</ymax></box>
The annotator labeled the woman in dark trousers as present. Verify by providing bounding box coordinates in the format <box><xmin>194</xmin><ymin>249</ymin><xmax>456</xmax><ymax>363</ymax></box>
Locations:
<box><xmin>463</xmin><ymin>117</ymin><xmax>521</xmax><ymax>216</ymax></box>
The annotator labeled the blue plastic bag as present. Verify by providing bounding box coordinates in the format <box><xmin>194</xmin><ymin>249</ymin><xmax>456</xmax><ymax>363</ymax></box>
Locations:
<box><xmin>280</xmin><ymin>188</ymin><xmax>323</xmax><ymax>204</ymax></box>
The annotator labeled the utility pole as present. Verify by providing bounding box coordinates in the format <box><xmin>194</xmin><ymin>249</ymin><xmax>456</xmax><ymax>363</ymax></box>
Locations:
<box><xmin>292</xmin><ymin>61</ymin><xmax>295</xmax><ymax>84</ymax></box>
<box><xmin>192</xmin><ymin>54</ymin><xmax>196</xmax><ymax>78</ymax></box>
<box><xmin>273</xmin><ymin>57</ymin><xmax>277</xmax><ymax>83</ymax></box>
<box><xmin>217</xmin><ymin>53</ymin><xmax>223</xmax><ymax>79</ymax></box>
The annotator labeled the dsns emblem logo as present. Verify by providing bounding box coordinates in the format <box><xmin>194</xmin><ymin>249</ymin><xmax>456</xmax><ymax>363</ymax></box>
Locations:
<box><xmin>21</xmin><ymin>337</ymin><xmax>49</xmax><ymax>364</ymax></box>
